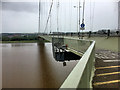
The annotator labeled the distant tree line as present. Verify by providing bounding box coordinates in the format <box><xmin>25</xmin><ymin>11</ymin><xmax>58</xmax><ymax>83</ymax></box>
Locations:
<box><xmin>2</xmin><ymin>35</ymin><xmax>39</xmax><ymax>41</ymax></box>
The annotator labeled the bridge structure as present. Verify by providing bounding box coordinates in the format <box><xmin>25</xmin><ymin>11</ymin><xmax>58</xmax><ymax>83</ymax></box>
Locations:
<box><xmin>38</xmin><ymin>0</ymin><xmax>120</xmax><ymax>89</ymax></box>
<box><xmin>39</xmin><ymin>35</ymin><xmax>120</xmax><ymax>89</ymax></box>
<box><xmin>39</xmin><ymin>35</ymin><xmax>96</xmax><ymax>88</ymax></box>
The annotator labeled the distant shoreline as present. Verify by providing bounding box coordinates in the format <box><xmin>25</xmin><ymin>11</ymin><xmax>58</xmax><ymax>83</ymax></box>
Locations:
<box><xmin>1</xmin><ymin>40</ymin><xmax>38</xmax><ymax>43</ymax></box>
<box><xmin>1</xmin><ymin>40</ymin><xmax>49</xmax><ymax>43</ymax></box>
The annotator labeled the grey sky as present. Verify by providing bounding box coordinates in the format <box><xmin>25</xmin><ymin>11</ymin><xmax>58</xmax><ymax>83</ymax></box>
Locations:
<box><xmin>2</xmin><ymin>1</ymin><xmax>39</xmax><ymax>33</ymax></box>
<box><xmin>1</xmin><ymin>0</ymin><xmax>119</xmax><ymax>33</ymax></box>
<box><xmin>2</xmin><ymin>2</ymin><xmax>38</xmax><ymax>13</ymax></box>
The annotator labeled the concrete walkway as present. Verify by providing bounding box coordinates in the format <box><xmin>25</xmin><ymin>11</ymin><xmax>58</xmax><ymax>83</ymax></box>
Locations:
<box><xmin>92</xmin><ymin>49</ymin><xmax>120</xmax><ymax>88</ymax></box>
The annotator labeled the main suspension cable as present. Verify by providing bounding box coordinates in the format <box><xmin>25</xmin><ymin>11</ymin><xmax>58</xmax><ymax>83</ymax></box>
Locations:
<box><xmin>49</xmin><ymin>14</ymin><xmax>52</xmax><ymax>34</ymax></box>
<box><xmin>44</xmin><ymin>0</ymin><xmax>54</xmax><ymax>33</ymax></box>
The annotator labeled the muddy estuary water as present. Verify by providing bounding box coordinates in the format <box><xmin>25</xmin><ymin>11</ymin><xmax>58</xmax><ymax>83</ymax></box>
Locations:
<box><xmin>2</xmin><ymin>43</ymin><xmax>78</xmax><ymax>88</ymax></box>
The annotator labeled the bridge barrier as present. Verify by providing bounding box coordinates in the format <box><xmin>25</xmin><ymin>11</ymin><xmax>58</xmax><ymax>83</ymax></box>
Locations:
<box><xmin>63</xmin><ymin>37</ymin><xmax>91</xmax><ymax>54</ymax></box>
<box><xmin>60</xmin><ymin>41</ymin><xmax>95</xmax><ymax>88</ymax></box>
<box><xmin>39</xmin><ymin>35</ymin><xmax>95</xmax><ymax>88</ymax></box>
<box><xmin>40</xmin><ymin>36</ymin><xmax>91</xmax><ymax>54</ymax></box>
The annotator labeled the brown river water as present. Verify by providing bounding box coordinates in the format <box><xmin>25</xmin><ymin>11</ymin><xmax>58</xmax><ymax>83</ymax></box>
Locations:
<box><xmin>2</xmin><ymin>43</ymin><xmax>78</xmax><ymax>88</ymax></box>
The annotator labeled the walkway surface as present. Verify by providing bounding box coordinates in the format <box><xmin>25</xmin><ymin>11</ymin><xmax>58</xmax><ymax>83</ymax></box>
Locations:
<box><xmin>92</xmin><ymin>49</ymin><xmax>120</xmax><ymax>88</ymax></box>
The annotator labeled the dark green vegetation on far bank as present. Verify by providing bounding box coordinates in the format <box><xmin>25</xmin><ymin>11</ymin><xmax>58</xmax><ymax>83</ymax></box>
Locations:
<box><xmin>1</xmin><ymin>40</ymin><xmax>38</xmax><ymax>43</ymax></box>
<box><xmin>1</xmin><ymin>40</ymin><xmax>49</xmax><ymax>43</ymax></box>
<box><xmin>1</xmin><ymin>33</ymin><xmax>49</xmax><ymax>43</ymax></box>
<box><xmin>2</xmin><ymin>34</ymin><xmax>38</xmax><ymax>41</ymax></box>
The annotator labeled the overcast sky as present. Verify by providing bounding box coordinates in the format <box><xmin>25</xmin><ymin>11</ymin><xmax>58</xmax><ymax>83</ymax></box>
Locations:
<box><xmin>1</xmin><ymin>0</ymin><xmax>120</xmax><ymax>33</ymax></box>
<box><xmin>2</xmin><ymin>1</ymin><xmax>38</xmax><ymax>33</ymax></box>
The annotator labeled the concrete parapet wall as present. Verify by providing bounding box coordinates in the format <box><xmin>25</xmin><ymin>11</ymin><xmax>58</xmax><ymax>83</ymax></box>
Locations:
<box><xmin>85</xmin><ymin>37</ymin><xmax>119</xmax><ymax>52</ymax></box>
<box><xmin>39</xmin><ymin>36</ymin><xmax>119</xmax><ymax>52</ymax></box>
<box><xmin>64</xmin><ymin>37</ymin><xmax>91</xmax><ymax>54</ymax></box>
<box><xmin>60</xmin><ymin>40</ymin><xmax>95</xmax><ymax>88</ymax></box>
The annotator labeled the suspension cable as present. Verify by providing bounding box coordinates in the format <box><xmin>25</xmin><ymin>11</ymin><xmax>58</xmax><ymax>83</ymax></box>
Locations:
<box><xmin>81</xmin><ymin>0</ymin><xmax>85</xmax><ymax>39</ymax></box>
<box><xmin>49</xmin><ymin>14</ymin><xmax>52</xmax><ymax>34</ymax></box>
<box><xmin>79</xmin><ymin>0</ymin><xmax>81</xmax><ymax>28</ymax></box>
<box><xmin>91</xmin><ymin>1</ymin><xmax>95</xmax><ymax>32</ymax></box>
<box><xmin>44</xmin><ymin>0</ymin><xmax>54</xmax><ymax>33</ymax></box>
<box><xmin>90</xmin><ymin>0</ymin><xmax>95</xmax><ymax>32</ymax></box>
<box><xmin>57</xmin><ymin>0</ymin><xmax>59</xmax><ymax>36</ymax></box>
<box><xmin>69</xmin><ymin>0</ymin><xmax>72</xmax><ymax>33</ymax></box>
<box><xmin>90</xmin><ymin>0</ymin><xmax>92</xmax><ymax>31</ymax></box>
<box><xmin>82</xmin><ymin>0</ymin><xmax>85</xmax><ymax>24</ymax></box>
<box><xmin>38</xmin><ymin>0</ymin><xmax>40</xmax><ymax>34</ymax></box>
<box><xmin>78</xmin><ymin>0</ymin><xmax>81</xmax><ymax>38</ymax></box>
<box><xmin>76</xmin><ymin>1</ymin><xmax>78</xmax><ymax>33</ymax></box>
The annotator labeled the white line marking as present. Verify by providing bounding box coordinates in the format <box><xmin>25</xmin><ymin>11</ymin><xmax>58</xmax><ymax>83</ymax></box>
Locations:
<box><xmin>103</xmin><ymin>60</ymin><xmax>120</xmax><ymax>62</ymax></box>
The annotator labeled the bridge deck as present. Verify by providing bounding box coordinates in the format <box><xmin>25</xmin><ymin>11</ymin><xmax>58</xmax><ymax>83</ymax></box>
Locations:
<box><xmin>93</xmin><ymin>49</ymin><xmax>120</xmax><ymax>88</ymax></box>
